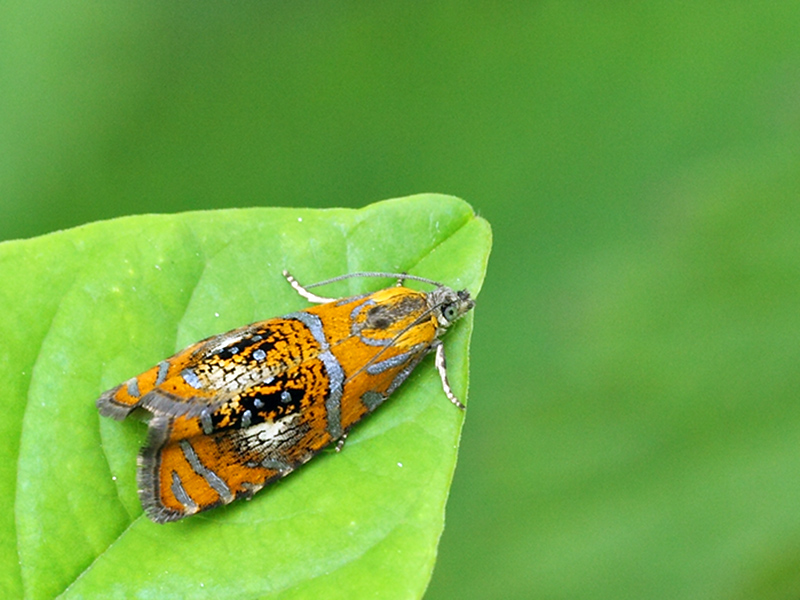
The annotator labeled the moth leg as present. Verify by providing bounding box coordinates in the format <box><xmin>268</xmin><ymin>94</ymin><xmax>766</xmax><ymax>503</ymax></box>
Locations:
<box><xmin>334</xmin><ymin>432</ymin><xmax>349</xmax><ymax>453</ymax></box>
<box><xmin>395</xmin><ymin>272</ymin><xmax>408</xmax><ymax>287</ymax></box>
<box><xmin>434</xmin><ymin>340</ymin><xmax>466</xmax><ymax>410</ymax></box>
<box><xmin>282</xmin><ymin>270</ymin><xmax>337</xmax><ymax>303</ymax></box>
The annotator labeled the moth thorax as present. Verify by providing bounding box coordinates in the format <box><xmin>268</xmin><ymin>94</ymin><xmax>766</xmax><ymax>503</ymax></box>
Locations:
<box><xmin>355</xmin><ymin>289</ymin><xmax>428</xmax><ymax>334</ymax></box>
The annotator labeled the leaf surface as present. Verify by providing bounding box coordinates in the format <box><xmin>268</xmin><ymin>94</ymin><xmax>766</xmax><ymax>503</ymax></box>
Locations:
<box><xmin>0</xmin><ymin>194</ymin><xmax>492</xmax><ymax>599</ymax></box>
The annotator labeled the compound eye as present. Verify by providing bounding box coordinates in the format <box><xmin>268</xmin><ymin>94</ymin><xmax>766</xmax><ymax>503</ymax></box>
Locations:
<box><xmin>442</xmin><ymin>303</ymin><xmax>458</xmax><ymax>322</ymax></box>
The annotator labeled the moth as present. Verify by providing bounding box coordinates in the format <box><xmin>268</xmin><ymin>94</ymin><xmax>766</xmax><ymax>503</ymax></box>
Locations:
<box><xmin>96</xmin><ymin>270</ymin><xmax>474</xmax><ymax>523</ymax></box>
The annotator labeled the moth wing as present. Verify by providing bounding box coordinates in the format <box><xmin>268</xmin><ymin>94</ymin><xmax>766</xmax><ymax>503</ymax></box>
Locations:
<box><xmin>96</xmin><ymin>320</ymin><xmax>296</xmax><ymax>420</ymax></box>
<box><xmin>136</xmin><ymin>351</ymin><xmax>334</xmax><ymax>521</ymax></box>
<box><xmin>139</xmin><ymin>410</ymin><xmax>313</xmax><ymax>522</ymax></box>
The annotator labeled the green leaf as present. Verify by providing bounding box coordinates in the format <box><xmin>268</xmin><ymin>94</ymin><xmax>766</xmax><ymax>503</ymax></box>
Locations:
<box><xmin>0</xmin><ymin>194</ymin><xmax>492</xmax><ymax>600</ymax></box>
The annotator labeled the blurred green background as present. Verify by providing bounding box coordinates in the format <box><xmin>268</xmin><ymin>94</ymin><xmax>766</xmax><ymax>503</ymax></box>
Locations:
<box><xmin>4</xmin><ymin>2</ymin><xmax>800</xmax><ymax>599</ymax></box>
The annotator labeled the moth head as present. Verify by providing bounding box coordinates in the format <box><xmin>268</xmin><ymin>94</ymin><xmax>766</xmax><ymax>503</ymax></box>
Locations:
<box><xmin>428</xmin><ymin>286</ymin><xmax>475</xmax><ymax>329</ymax></box>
